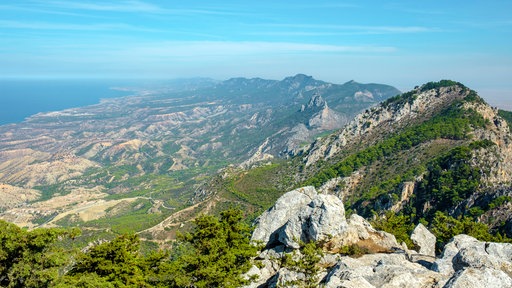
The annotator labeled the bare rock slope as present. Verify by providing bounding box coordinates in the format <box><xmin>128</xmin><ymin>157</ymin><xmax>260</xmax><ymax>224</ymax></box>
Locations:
<box><xmin>246</xmin><ymin>187</ymin><xmax>512</xmax><ymax>288</ymax></box>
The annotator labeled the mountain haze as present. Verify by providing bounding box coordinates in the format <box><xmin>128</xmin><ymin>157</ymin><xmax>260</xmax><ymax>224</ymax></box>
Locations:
<box><xmin>1</xmin><ymin>78</ymin><xmax>512</xmax><ymax>287</ymax></box>
<box><xmin>0</xmin><ymin>75</ymin><xmax>398</xmax><ymax>233</ymax></box>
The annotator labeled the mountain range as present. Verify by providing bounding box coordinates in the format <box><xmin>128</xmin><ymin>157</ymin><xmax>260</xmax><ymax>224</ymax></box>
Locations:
<box><xmin>1</xmin><ymin>77</ymin><xmax>512</xmax><ymax>286</ymax></box>
<box><xmin>0</xmin><ymin>74</ymin><xmax>399</xmax><ymax>234</ymax></box>
<box><xmin>1</xmin><ymin>76</ymin><xmax>512</xmax><ymax>246</ymax></box>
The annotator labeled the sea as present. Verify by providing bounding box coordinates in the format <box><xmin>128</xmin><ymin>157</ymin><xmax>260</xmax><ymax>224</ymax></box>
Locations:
<box><xmin>0</xmin><ymin>79</ymin><xmax>133</xmax><ymax>125</ymax></box>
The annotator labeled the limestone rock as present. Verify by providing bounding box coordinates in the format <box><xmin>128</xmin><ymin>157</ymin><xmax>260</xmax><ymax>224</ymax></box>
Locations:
<box><xmin>432</xmin><ymin>234</ymin><xmax>512</xmax><ymax>288</ymax></box>
<box><xmin>410</xmin><ymin>223</ymin><xmax>436</xmax><ymax>257</ymax></box>
<box><xmin>328</xmin><ymin>214</ymin><xmax>400</xmax><ymax>253</ymax></box>
<box><xmin>305</xmin><ymin>93</ymin><xmax>327</xmax><ymax>110</ymax></box>
<box><xmin>304</xmin><ymin>85</ymin><xmax>469</xmax><ymax>167</ymax></box>
<box><xmin>244</xmin><ymin>260</ymin><xmax>279</xmax><ymax>288</ymax></box>
<box><xmin>251</xmin><ymin>186</ymin><xmax>399</xmax><ymax>251</ymax></box>
<box><xmin>249</xmin><ymin>186</ymin><xmax>512</xmax><ymax>288</ymax></box>
<box><xmin>252</xmin><ymin>186</ymin><xmax>350</xmax><ymax>249</ymax></box>
<box><xmin>243</xmin><ymin>245</ymin><xmax>290</xmax><ymax>288</ymax></box>
<box><xmin>444</xmin><ymin>267</ymin><xmax>512</xmax><ymax>288</ymax></box>
<box><xmin>251</xmin><ymin>186</ymin><xmax>317</xmax><ymax>247</ymax></box>
<box><xmin>267</xmin><ymin>268</ymin><xmax>307</xmax><ymax>288</ymax></box>
<box><xmin>433</xmin><ymin>234</ymin><xmax>512</xmax><ymax>277</ymax></box>
<box><xmin>390</xmin><ymin>181</ymin><xmax>415</xmax><ymax>212</ymax></box>
<box><xmin>278</xmin><ymin>193</ymin><xmax>347</xmax><ymax>249</ymax></box>
<box><xmin>323</xmin><ymin>253</ymin><xmax>444</xmax><ymax>288</ymax></box>
<box><xmin>239</xmin><ymin>138</ymin><xmax>274</xmax><ymax>168</ymax></box>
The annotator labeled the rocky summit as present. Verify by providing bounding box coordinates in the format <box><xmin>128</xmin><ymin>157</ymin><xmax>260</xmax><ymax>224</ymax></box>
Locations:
<box><xmin>246</xmin><ymin>187</ymin><xmax>512</xmax><ymax>288</ymax></box>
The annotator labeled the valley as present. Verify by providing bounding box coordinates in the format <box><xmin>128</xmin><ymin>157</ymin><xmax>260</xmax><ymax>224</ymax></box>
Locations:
<box><xmin>0</xmin><ymin>74</ymin><xmax>399</xmax><ymax>236</ymax></box>
<box><xmin>1</xmin><ymin>79</ymin><xmax>512</xmax><ymax>287</ymax></box>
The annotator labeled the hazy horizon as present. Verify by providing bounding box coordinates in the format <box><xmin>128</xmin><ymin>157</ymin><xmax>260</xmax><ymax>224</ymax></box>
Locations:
<box><xmin>0</xmin><ymin>1</ymin><xmax>511</xmax><ymax>109</ymax></box>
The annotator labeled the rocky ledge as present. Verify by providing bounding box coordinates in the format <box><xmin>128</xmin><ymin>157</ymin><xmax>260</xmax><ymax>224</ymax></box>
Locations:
<box><xmin>245</xmin><ymin>187</ymin><xmax>512</xmax><ymax>287</ymax></box>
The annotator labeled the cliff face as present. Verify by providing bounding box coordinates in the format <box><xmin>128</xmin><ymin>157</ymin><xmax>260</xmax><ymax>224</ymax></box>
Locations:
<box><xmin>464</xmin><ymin>101</ymin><xmax>512</xmax><ymax>187</ymax></box>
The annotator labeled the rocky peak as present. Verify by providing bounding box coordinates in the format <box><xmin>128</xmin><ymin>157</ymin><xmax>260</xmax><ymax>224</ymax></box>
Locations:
<box><xmin>464</xmin><ymin>101</ymin><xmax>512</xmax><ymax>187</ymax></box>
<box><xmin>307</xmin><ymin>93</ymin><xmax>327</xmax><ymax>109</ymax></box>
<box><xmin>282</xmin><ymin>74</ymin><xmax>314</xmax><ymax>85</ymax></box>
<box><xmin>300</xmin><ymin>93</ymin><xmax>327</xmax><ymax>112</ymax></box>
<box><xmin>279</xmin><ymin>74</ymin><xmax>327</xmax><ymax>94</ymax></box>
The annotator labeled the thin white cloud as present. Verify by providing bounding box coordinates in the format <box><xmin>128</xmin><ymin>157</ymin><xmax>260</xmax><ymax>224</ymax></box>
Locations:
<box><xmin>264</xmin><ymin>2</ymin><xmax>359</xmax><ymax>10</ymax></box>
<box><xmin>382</xmin><ymin>3</ymin><xmax>447</xmax><ymax>16</ymax></box>
<box><xmin>1</xmin><ymin>40</ymin><xmax>396</xmax><ymax>62</ymax></box>
<box><xmin>0</xmin><ymin>4</ymin><xmax>104</xmax><ymax>18</ymax></box>
<box><xmin>0</xmin><ymin>20</ymin><xmax>163</xmax><ymax>33</ymax></box>
<box><xmin>139</xmin><ymin>41</ymin><xmax>396</xmax><ymax>56</ymax></box>
<box><xmin>452</xmin><ymin>20</ymin><xmax>512</xmax><ymax>29</ymax></box>
<box><xmin>316</xmin><ymin>2</ymin><xmax>360</xmax><ymax>9</ymax></box>
<box><xmin>247</xmin><ymin>31</ymin><xmax>352</xmax><ymax>37</ymax></box>
<box><xmin>34</xmin><ymin>0</ymin><xmax>250</xmax><ymax>17</ymax></box>
<box><xmin>36</xmin><ymin>0</ymin><xmax>163</xmax><ymax>13</ymax></box>
<box><xmin>0</xmin><ymin>40</ymin><xmax>398</xmax><ymax>79</ymax></box>
<box><xmin>28</xmin><ymin>41</ymin><xmax>396</xmax><ymax>60</ymax></box>
<box><xmin>263</xmin><ymin>24</ymin><xmax>436</xmax><ymax>34</ymax></box>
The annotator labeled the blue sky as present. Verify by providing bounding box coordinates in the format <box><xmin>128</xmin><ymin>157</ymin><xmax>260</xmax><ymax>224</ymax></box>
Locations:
<box><xmin>1</xmin><ymin>1</ymin><xmax>511</xmax><ymax>108</ymax></box>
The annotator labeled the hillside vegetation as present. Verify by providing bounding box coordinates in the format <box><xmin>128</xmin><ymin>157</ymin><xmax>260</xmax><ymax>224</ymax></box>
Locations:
<box><xmin>0</xmin><ymin>75</ymin><xmax>399</xmax><ymax>236</ymax></box>
<box><xmin>0</xmin><ymin>209</ymin><xmax>257</xmax><ymax>287</ymax></box>
<box><xmin>203</xmin><ymin>80</ymin><xmax>512</xmax><ymax>244</ymax></box>
<box><xmin>1</xmin><ymin>80</ymin><xmax>512</xmax><ymax>287</ymax></box>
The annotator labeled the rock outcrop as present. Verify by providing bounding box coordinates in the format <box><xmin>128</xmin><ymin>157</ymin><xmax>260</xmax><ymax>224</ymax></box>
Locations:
<box><xmin>411</xmin><ymin>223</ymin><xmax>436</xmax><ymax>257</ymax></box>
<box><xmin>251</xmin><ymin>186</ymin><xmax>317</xmax><ymax>247</ymax></box>
<box><xmin>433</xmin><ymin>234</ymin><xmax>512</xmax><ymax>279</ymax></box>
<box><xmin>278</xmin><ymin>193</ymin><xmax>347</xmax><ymax>249</ymax></box>
<box><xmin>251</xmin><ymin>186</ymin><xmax>399</xmax><ymax>251</ymax></box>
<box><xmin>323</xmin><ymin>253</ymin><xmax>444</xmax><ymax>288</ymax></box>
<box><xmin>246</xmin><ymin>187</ymin><xmax>512</xmax><ymax>287</ymax></box>
<box><xmin>333</xmin><ymin>214</ymin><xmax>400</xmax><ymax>253</ymax></box>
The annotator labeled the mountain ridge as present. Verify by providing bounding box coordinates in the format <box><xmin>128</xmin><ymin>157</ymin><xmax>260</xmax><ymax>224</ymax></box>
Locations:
<box><xmin>0</xmin><ymin>75</ymin><xmax>399</xmax><ymax>233</ymax></box>
<box><xmin>188</xmin><ymin>80</ymin><xmax>512</xmax><ymax>245</ymax></box>
<box><xmin>1</xmin><ymin>79</ymin><xmax>512</xmax><ymax>287</ymax></box>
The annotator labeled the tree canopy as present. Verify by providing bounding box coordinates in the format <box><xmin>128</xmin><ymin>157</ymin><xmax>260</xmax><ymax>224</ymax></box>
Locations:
<box><xmin>0</xmin><ymin>220</ymin><xmax>80</xmax><ymax>287</ymax></box>
<box><xmin>0</xmin><ymin>208</ymin><xmax>257</xmax><ymax>287</ymax></box>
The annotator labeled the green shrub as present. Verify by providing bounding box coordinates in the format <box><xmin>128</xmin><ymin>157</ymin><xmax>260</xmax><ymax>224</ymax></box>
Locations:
<box><xmin>488</xmin><ymin>196</ymin><xmax>512</xmax><ymax>209</ymax></box>
<box><xmin>420</xmin><ymin>80</ymin><xmax>463</xmax><ymax>92</ymax></box>
<box><xmin>371</xmin><ymin>211</ymin><xmax>416</xmax><ymax>249</ymax></box>
<box><xmin>304</xmin><ymin>103</ymin><xmax>488</xmax><ymax>189</ymax></box>
<box><xmin>171</xmin><ymin>208</ymin><xmax>258</xmax><ymax>288</ymax></box>
<box><xmin>338</xmin><ymin>244</ymin><xmax>370</xmax><ymax>258</ymax></box>
<box><xmin>430</xmin><ymin>211</ymin><xmax>502</xmax><ymax>252</ymax></box>
<box><xmin>0</xmin><ymin>221</ymin><xmax>80</xmax><ymax>287</ymax></box>
<box><xmin>282</xmin><ymin>241</ymin><xmax>323</xmax><ymax>288</ymax></box>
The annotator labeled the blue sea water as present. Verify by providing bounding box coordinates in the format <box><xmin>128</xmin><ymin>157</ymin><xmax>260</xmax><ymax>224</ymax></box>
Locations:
<box><xmin>0</xmin><ymin>79</ymin><xmax>133</xmax><ymax>125</ymax></box>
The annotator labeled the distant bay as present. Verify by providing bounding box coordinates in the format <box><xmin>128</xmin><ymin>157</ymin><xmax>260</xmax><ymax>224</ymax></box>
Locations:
<box><xmin>0</xmin><ymin>79</ymin><xmax>133</xmax><ymax>125</ymax></box>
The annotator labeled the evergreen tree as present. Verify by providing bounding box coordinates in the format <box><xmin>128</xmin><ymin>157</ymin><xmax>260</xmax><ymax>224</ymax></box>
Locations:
<box><xmin>172</xmin><ymin>208</ymin><xmax>258</xmax><ymax>288</ymax></box>
<box><xmin>0</xmin><ymin>220</ymin><xmax>79</xmax><ymax>287</ymax></box>
<box><xmin>57</xmin><ymin>234</ymin><xmax>151</xmax><ymax>287</ymax></box>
